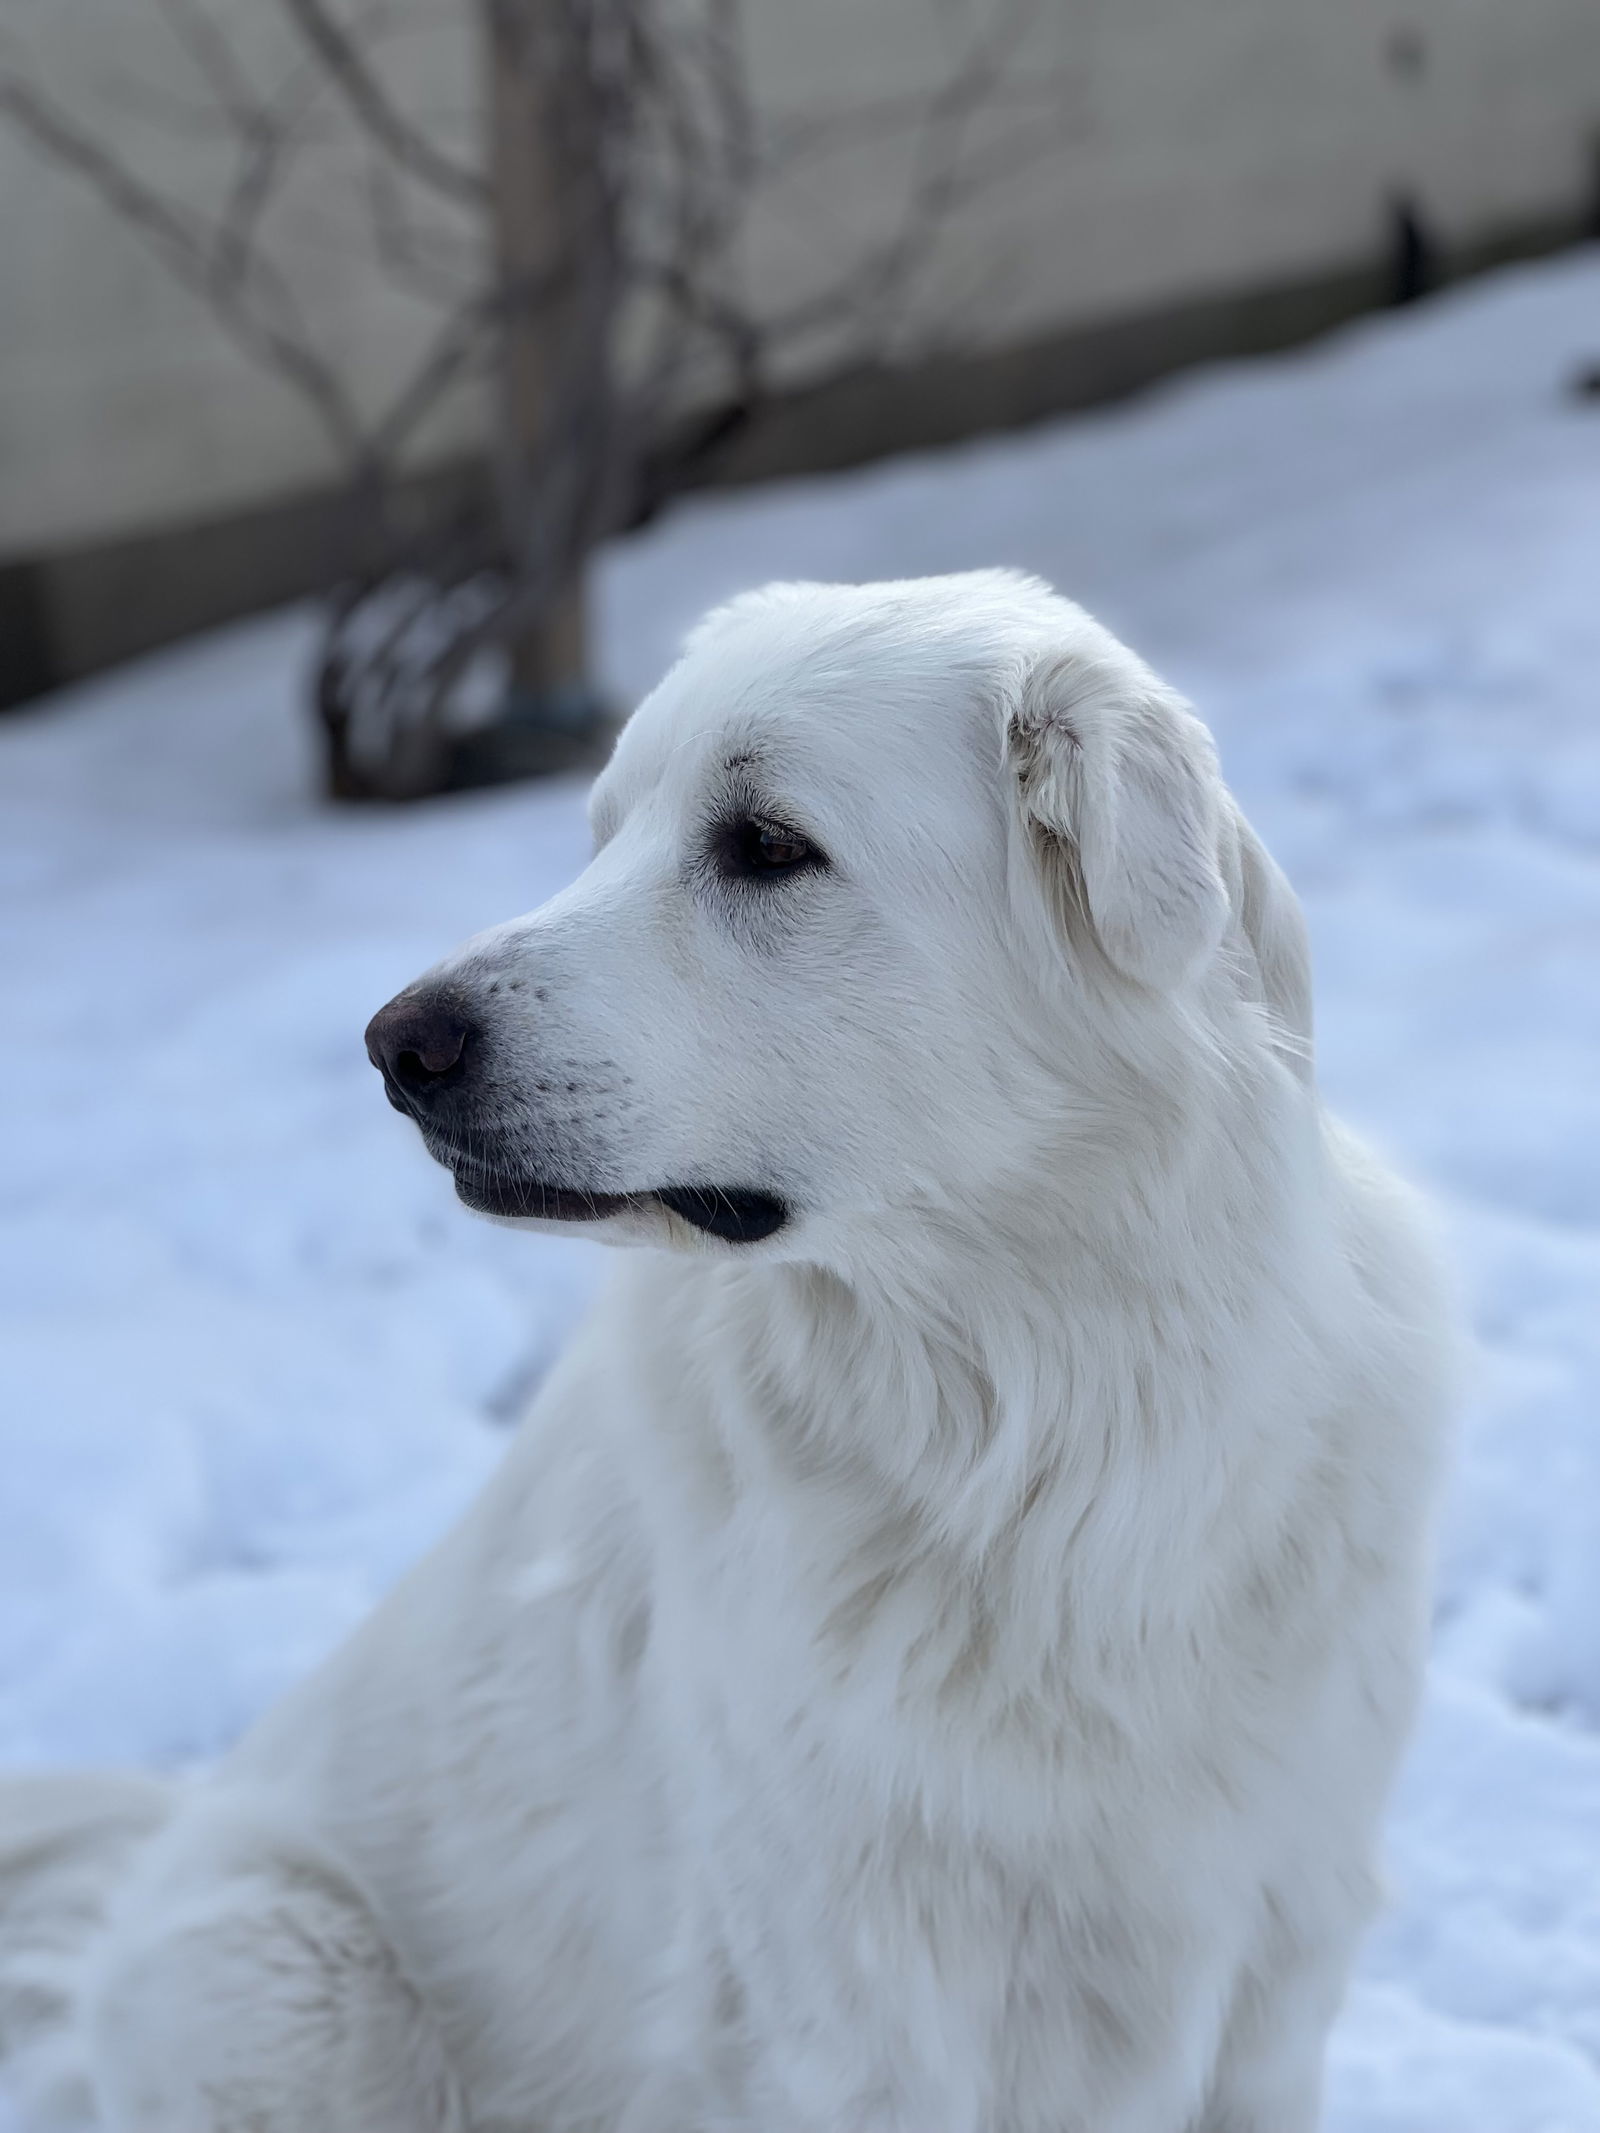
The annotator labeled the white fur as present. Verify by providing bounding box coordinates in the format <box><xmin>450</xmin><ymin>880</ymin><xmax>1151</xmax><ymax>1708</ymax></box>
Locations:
<box><xmin>0</xmin><ymin>574</ymin><xmax>1451</xmax><ymax>2132</ymax></box>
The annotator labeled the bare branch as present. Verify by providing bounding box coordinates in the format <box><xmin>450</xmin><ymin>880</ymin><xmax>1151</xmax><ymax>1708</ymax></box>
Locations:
<box><xmin>210</xmin><ymin>118</ymin><xmax>295</xmax><ymax>298</ymax></box>
<box><xmin>152</xmin><ymin>0</ymin><xmax>266</xmax><ymax>132</ymax></box>
<box><xmin>734</xmin><ymin>0</ymin><xmax>1068</xmax><ymax>374</ymax></box>
<box><xmin>365</xmin><ymin>279</ymin><xmax>512</xmax><ymax>461</ymax></box>
<box><xmin>364</xmin><ymin>156</ymin><xmax>481</xmax><ymax>305</ymax></box>
<box><xmin>278</xmin><ymin>0</ymin><xmax>488</xmax><ymax>206</ymax></box>
<box><xmin>825</xmin><ymin>0</ymin><xmax>1046</xmax><ymax>347</ymax></box>
<box><xmin>0</xmin><ymin>69</ymin><xmax>366</xmax><ymax>459</ymax></box>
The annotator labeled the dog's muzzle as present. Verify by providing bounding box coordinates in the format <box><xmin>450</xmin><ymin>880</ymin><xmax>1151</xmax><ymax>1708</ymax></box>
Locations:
<box><xmin>363</xmin><ymin>985</ymin><xmax>791</xmax><ymax>1244</ymax></box>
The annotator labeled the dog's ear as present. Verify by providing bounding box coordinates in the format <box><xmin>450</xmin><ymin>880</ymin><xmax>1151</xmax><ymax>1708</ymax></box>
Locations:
<box><xmin>1007</xmin><ymin>642</ymin><xmax>1230</xmax><ymax>990</ymax></box>
<box><xmin>1222</xmin><ymin>807</ymin><xmax>1315</xmax><ymax>1078</ymax></box>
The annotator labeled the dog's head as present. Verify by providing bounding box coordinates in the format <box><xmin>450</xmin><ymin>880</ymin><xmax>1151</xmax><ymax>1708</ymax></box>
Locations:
<box><xmin>366</xmin><ymin>573</ymin><xmax>1311</xmax><ymax>1255</ymax></box>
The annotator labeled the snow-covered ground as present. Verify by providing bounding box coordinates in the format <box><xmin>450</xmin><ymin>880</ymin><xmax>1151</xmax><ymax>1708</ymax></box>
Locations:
<box><xmin>3</xmin><ymin>250</ymin><xmax>1599</xmax><ymax>2128</ymax></box>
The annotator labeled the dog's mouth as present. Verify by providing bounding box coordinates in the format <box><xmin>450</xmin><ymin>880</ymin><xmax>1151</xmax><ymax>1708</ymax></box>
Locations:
<box><xmin>447</xmin><ymin>1158</ymin><xmax>789</xmax><ymax>1244</ymax></box>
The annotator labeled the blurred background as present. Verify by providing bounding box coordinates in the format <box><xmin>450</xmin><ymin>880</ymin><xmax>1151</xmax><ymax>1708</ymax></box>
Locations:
<box><xmin>2</xmin><ymin>4</ymin><xmax>1600</xmax><ymax>2127</ymax></box>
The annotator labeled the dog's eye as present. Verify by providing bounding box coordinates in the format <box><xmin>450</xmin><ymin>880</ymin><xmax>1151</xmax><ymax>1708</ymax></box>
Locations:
<box><xmin>744</xmin><ymin>822</ymin><xmax>812</xmax><ymax>870</ymax></box>
<box><xmin>721</xmin><ymin>817</ymin><xmax>825</xmax><ymax>879</ymax></box>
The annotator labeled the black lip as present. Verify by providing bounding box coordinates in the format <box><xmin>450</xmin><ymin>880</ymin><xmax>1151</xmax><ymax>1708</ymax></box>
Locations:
<box><xmin>435</xmin><ymin>1151</ymin><xmax>793</xmax><ymax>1245</ymax></box>
<box><xmin>453</xmin><ymin>1172</ymin><xmax>632</xmax><ymax>1222</ymax></box>
<box><xmin>654</xmin><ymin>1186</ymin><xmax>789</xmax><ymax>1243</ymax></box>
<box><xmin>447</xmin><ymin>1161</ymin><xmax>788</xmax><ymax>1243</ymax></box>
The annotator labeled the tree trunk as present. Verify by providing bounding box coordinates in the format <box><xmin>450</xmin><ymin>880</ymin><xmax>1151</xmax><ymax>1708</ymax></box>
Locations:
<box><xmin>482</xmin><ymin>0</ymin><xmax>620</xmax><ymax>725</ymax></box>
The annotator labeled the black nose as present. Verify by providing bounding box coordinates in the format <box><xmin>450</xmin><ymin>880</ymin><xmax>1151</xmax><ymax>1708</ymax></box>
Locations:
<box><xmin>365</xmin><ymin>990</ymin><xmax>473</xmax><ymax>1110</ymax></box>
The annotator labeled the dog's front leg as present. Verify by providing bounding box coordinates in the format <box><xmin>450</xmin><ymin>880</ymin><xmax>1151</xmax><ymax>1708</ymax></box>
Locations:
<box><xmin>1194</xmin><ymin>1939</ymin><xmax>1350</xmax><ymax>2133</ymax></box>
<box><xmin>81</xmin><ymin>1790</ymin><xmax>465</xmax><ymax>2133</ymax></box>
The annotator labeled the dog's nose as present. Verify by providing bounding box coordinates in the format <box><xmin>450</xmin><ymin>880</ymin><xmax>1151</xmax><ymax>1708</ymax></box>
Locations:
<box><xmin>365</xmin><ymin>990</ymin><xmax>473</xmax><ymax>1107</ymax></box>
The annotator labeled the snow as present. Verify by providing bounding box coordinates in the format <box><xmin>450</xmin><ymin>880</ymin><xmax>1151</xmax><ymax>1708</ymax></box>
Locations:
<box><xmin>3</xmin><ymin>248</ymin><xmax>1599</xmax><ymax>2127</ymax></box>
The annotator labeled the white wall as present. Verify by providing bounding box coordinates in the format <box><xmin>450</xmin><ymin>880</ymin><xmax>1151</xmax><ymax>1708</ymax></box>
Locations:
<box><xmin>2</xmin><ymin>0</ymin><xmax>1597</xmax><ymax>562</ymax></box>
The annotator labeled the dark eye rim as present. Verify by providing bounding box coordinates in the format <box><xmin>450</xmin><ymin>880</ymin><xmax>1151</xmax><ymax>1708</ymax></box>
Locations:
<box><xmin>713</xmin><ymin>814</ymin><xmax>829</xmax><ymax>882</ymax></box>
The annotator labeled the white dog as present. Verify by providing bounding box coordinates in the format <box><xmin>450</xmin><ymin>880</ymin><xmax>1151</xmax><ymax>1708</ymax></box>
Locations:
<box><xmin>0</xmin><ymin>573</ymin><xmax>1449</xmax><ymax>2133</ymax></box>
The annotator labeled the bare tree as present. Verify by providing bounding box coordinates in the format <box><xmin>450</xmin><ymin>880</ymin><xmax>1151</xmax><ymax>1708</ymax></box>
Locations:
<box><xmin>1</xmin><ymin>0</ymin><xmax>1072</xmax><ymax>798</ymax></box>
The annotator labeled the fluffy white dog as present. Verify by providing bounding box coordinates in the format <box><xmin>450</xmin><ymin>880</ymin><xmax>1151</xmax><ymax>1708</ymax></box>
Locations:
<box><xmin>1</xmin><ymin>573</ymin><xmax>1449</xmax><ymax>2133</ymax></box>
